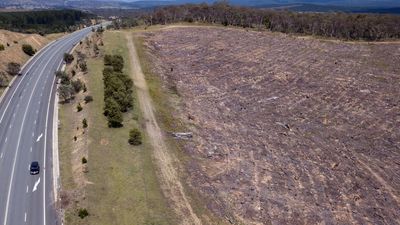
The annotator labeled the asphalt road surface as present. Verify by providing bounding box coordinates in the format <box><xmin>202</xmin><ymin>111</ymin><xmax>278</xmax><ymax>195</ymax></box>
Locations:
<box><xmin>0</xmin><ymin>26</ymin><xmax>96</xmax><ymax>225</ymax></box>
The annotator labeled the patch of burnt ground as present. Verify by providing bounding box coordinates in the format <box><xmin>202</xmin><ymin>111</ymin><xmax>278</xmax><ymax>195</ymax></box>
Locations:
<box><xmin>143</xmin><ymin>27</ymin><xmax>400</xmax><ymax>225</ymax></box>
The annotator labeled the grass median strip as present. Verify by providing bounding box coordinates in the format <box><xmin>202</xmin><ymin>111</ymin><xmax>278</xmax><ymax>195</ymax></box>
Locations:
<box><xmin>60</xmin><ymin>30</ymin><xmax>176</xmax><ymax>225</ymax></box>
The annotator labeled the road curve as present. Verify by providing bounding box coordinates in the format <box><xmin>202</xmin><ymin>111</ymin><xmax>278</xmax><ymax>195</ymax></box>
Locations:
<box><xmin>0</xmin><ymin>26</ymin><xmax>95</xmax><ymax>225</ymax></box>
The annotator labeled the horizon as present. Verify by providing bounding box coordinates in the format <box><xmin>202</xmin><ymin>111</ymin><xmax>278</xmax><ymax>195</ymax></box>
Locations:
<box><xmin>117</xmin><ymin>0</ymin><xmax>400</xmax><ymax>7</ymax></box>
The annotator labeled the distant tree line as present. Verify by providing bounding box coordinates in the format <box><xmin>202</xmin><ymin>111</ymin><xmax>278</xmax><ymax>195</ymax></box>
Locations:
<box><xmin>103</xmin><ymin>54</ymin><xmax>134</xmax><ymax>127</ymax></box>
<box><xmin>136</xmin><ymin>2</ymin><xmax>400</xmax><ymax>41</ymax></box>
<box><xmin>0</xmin><ymin>10</ymin><xmax>92</xmax><ymax>34</ymax></box>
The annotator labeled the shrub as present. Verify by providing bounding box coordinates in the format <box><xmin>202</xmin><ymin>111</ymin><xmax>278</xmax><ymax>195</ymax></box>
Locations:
<box><xmin>58</xmin><ymin>84</ymin><xmax>74</xmax><ymax>103</ymax></box>
<box><xmin>93</xmin><ymin>43</ymin><xmax>99</xmax><ymax>55</ymax></box>
<box><xmin>55</xmin><ymin>70</ymin><xmax>64</xmax><ymax>77</ymax></box>
<box><xmin>111</xmin><ymin>55</ymin><xmax>124</xmax><ymax>72</ymax></box>
<box><xmin>83</xmin><ymin>84</ymin><xmax>87</xmax><ymax>92</ymax></box>
<box><xmin>71</xmin><ymin>79</ymin><xmax>83</xmax><ymax>93</ymax></box>
<box><xmin>71</xmin><ymin>70</ymin><xmax>76</xmax><ymax>76</ymax></box>
<box><xmin>82</xmin><ymin>157</ymin><xmax>87</xmax><ymax>164</ymax></box>
<box><xmin>13</xmin><ymin>40</ymin><xmax>18</xmax><ymax>44</ymax></box>
<box><xmin>78</xmin><ymin>208</ymin><xmax>89</xmax><ymax>219</ymax></box>
<box><xmin>63</xmin><ymin>53</ymin><xmax>74</xmax><ymax>64</ymax></box>
<box><xmin>56</xmin><ymin>71</ymin><xmax>71</xmax><ymax>85</ymax></box>
<box><xmin>82</xmin><ymin>118</ymin><xmax>88</xmax><ymax>128</ymax></box>
<box><xmin>73</xmin><ymin>136</ymin><xmax>77</xmax><ymax>141</ymax></box>
<box><xmin>96</xmin><ymin>26</ymin><xmax>104</xmax><ymax>33</ymax></box>
<box><xmin>0</xmin><ymin>44</ymin><xmax>4</xmax><ymax>51</ymax></box>
<box><xmin>84</xmin><ymin>95</ymin><xmax>93</xmax><ymax>103</ymax></box>
<box><xmin>79</xmin><ymin>61</ymin><xmax>87</xmax><ymax>72</ymax></box>
<box><xmin>6</xmin><ymin>62</ymin><xmax>20</xmax><ymax>76</ymax></box>
<box><xmin>77</xmin><ymin>103</ymin><xmax>83</xmax><ymax>112</ymax></box>
<box><xmin>0</xmin><ymin>73</ymin><xmax>6</xmax><ymax>87</ymax></box>
<box><xmin>104</xmin><ymin>98</ymin><xmax>123</xmax><ymax>127</ymax></box>
<box><xmin>104</xmin><ymin>54</ymin><xmax>124</xmax><ymax>72</ymax></box>
<box><xmin>104</xmin><ymin>54</ymin><xmax>113</xmax><ymax>65</ymax></box>
<box><xmin>128</xmin><ymin>128</ymin><xmax>142</xmax><ymax>146</ymax></box>
<box><xmin>22</xmin><ymin>44</ymin><xmax>35</xmax><ymax>56</ymax></box>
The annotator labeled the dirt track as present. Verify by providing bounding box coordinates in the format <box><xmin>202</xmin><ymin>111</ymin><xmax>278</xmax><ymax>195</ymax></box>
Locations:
<box><xmin>125</xmin><ymin>33</ymin><xmax>202</xmax><ymax>225</ymax></box>
<box><xmin>142</xmin><ymin>26</ymin><xmax>400</xmax><ymax>225</ymax></box>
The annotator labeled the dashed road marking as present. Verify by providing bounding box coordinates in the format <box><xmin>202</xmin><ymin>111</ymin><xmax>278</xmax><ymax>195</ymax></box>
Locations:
<box><xmin>32</xmin><ymin>177</ymin><xmax>40</xmax><ymax>192</ymax></box>
<box><xmin>36</xmin><ymin>133</ymin><xmax>43</xmax><ymax>142</ymax></box>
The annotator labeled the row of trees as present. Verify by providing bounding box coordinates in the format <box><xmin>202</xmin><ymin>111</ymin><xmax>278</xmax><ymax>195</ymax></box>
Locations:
<box><xmin>138</xmin><ymin>2</ymin><xmax>400</xmax><ymax>41</ymax></box>
<box><xmin>102</xmin><ymin>54</ymin><xmax>134</xmax><ymax>127</ymax></box>
<box><xmin>0</xmin><ymin>10</ymin><xmax>92</xmax><ymax>34</ymax></box>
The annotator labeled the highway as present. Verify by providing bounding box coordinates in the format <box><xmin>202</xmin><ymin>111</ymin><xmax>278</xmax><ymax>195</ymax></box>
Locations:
<box><xmin>0</xmin><ymin>26</ymin><xmax>95</xmax><ymax>225</ymax></box>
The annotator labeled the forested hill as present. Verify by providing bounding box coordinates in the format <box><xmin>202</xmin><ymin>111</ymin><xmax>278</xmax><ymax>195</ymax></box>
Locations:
<box><xmin>136</xmin><ymin>3</ymin><xmax>400</xmax><ymax>41</ymax></box>
<box><xmin>0</xmin><ymin>10</ymin><xmax>92</xmax><ymax>34</ymax></box>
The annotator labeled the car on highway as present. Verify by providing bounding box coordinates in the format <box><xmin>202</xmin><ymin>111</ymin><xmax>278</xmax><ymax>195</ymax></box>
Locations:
<box><xmin>30</xmin><ymin>161</ymin><xmax>40</xmax><ymax>175</ymax></box>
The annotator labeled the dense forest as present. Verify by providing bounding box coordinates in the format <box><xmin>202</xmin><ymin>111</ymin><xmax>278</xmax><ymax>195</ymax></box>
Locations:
<box><xmin>132</xmin><ymin>3</ymin><xmax>400</xmax><ymax>41</ymax></box>
<box><xmin>0</xmin><ymin>10</ymin><xmax>92</xmax><ymax>34</ymax></box>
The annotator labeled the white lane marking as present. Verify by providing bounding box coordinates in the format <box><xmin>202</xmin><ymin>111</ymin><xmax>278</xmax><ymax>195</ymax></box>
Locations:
<box><xmin>36</xmin><ymin>109</ymin><xmax>39</xmax><ymax>114</ymax></box>
<box><xmin>0</xmin><ymin>152</ymin><xmax>3</xmax><ymax>158</ymax></box>
<box><xmin>43</xmin><ymin>63</ymin><xmax>58</xmax><ymax>225</ymax></box>
<box><xmin>32</xmin><ymin>133</ymin><xmax>34</xmax><ymax>137</ymax></box>
<box><xmin>9</xmin><ymin>124</ymin><xmax>11</xmax><ymax>129</ymax></box>
<box><xmin>12</xmin><ymin>113</ymin><xmax>15</xmax><ymax>118</ymax></box>
<box><xmin>40</xmin><ymin>92</ymin><xmax>43</xmax><ymax>97</ymax></box>
<box><xmin>30</xmin><ymin>147</ymin><xmax>32</xmax><ymax>152</ymax></box>
<box><xmin>36</xmin><ymin>133</ymin><xmax>43</xmax><ymax>142</ymax></box>
<box><xmin>26</xmin><ymin>185</ymin><xmax>28</xmax><ymax>193</ymax></box>
<box><xmin>4</xmin><ymin>137</ymin><xmax>6</xmax><ymax>143</ymax></box>
<box><xmin>34</xmin><ymin>120</ymin><xmax>36</xmax><ymax>124</ymax></box>
<box><xmin>24</xmin><ymin>212</ymin><xmax>26</xmax><ymax>222</ymax></box>
<box><xmin>32</xmin><ymin>177</ymin><xmax>40</xmax><ymax>192</ymax></box>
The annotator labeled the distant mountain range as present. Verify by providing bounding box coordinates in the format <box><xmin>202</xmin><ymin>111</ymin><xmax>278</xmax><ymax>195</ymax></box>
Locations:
<box><xmin>1</xmin><ymin>0</ymin><xmax>400</xmax><ymax>14</ymax></box>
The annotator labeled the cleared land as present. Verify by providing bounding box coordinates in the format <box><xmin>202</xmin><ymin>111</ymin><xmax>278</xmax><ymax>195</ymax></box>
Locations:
<box><xmin>141</xmin><ymin>26</ymin><xmax>400</xmax><ymax>225</ymax></box>
<box><xmin>60</xmin><ymin>31</ymin><xmax>176</xmax><ymax>225</ymax></box>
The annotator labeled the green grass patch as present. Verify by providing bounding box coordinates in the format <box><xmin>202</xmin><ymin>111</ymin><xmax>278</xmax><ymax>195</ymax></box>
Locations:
<box><xmin>61</xmin><ymin>31</ymin><xmax>176</xmax><ymax>225</ymax></box>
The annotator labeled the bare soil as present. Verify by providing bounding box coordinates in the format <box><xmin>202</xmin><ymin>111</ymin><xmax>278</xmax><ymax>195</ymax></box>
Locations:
<box><xmin>0</xmin><ymin>29</ymin><xmax>51</xmax><ymax>85</ymax></box>
<box><xmin>142</xmin><ymin>26</ymin><xmax>400</xmax><ymax>225</ymax></box>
